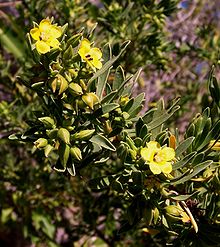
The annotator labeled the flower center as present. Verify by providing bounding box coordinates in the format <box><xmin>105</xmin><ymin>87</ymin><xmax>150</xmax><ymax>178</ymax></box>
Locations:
<box><xmin>153</xmin><ymin>152</ymin><xmax>165</xmax><ymax>163</ymax></box>
<box><xmin>85</xmin><ymin>54</ymin><xmax>93</xmax><ymax>61</ymax></box>
<box><xmin>40</xmin><ymin>31</ymin><xmax>50</xmax><ymax>41</ymax></box>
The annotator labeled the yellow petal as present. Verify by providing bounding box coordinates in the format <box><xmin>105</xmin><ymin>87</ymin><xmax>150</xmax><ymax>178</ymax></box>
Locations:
<box><xmin>48</xmin><ymin>38</ymin><xmax>60</xmax><ymax>48</ymax></box>
<box><xmin>92</xmin><ymin>58</ymin><xmax>102</xmax><ymax>69</ymax></box>
<box><xmin>160</xmin><ymin>162</ymin><xmax>172</xmax><ymax>174</ymax></box>
<box><xmin>49</xmin><ymin>25</ymin><xmax>62</xmax><ymax>39</ymax></box>
<box><xmin>35</xmin><ymin>40</ymin><xmax>50</xmax><ymax>54</ymax></box>
<box><xmin>209</xmin><ymin>140</ymin><xmax>220</xmax><ymax>151</ymax></box>
<box><xmin>80</xmin><ymin>38</ymin><xmax>91</xmax><ymax>50</ymax></box>
<box><xmin>161</xmin><ymin>147</ymin><xmax>175</xmax><ymax>161</ymax></box>
<box><xmin>78</xmin><ymin>38</ymin><xmax>91</xmax><ymax>58</ymax></box>
<box><xmin>149</xmin><ymin>163</ymin><xmax>161</xmax><ymax>174</ymax></box>
<box><xmin>90</xmin><ymin>47</ymin><xmax>102</xmax><ymax>60</ymax></box>
<box><xmin>140</xmin><ymin>147</ymin><xmax>155</xmax><ymax>162</ymax></box>
<box><xmin>39</xmin><ymin>19</ymin><xmax>51</xmax><ymax>32</ymax></box>
<box><xmin>30</xmin><ymin>28</ymin><xmax>41</xmax><ymax>41</ymax></box>
<box><xmin>147</xmin><ymin>141</ymin><xmax>161</xmax><ymax>149</ymax></box>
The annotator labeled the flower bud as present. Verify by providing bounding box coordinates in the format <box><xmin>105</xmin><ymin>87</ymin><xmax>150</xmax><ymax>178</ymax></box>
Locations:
<box><xmin>72</xmin><ymin>129</ymin><xmax>95</xmax><ymax>140</ymax></box>
<box><xmin>82</xmin><ymin>93</ymin><xmax>99</xmax><ymax>110</ymax></box>
<box><xmin>38</xmin><ymin>116</ymin><xmax>56</xmax><ymax>128</ymax></box>
<box><xmin>69</xmin><ymin>83</ymin><xmax>83</xmax><ymax>96</ymax></box>
<box><xmin>70</xmin><ymin>146</ymin><xmax>82</xmax><ymax>161</ymax></box>
<box><xmin>68</xmin><ymin>68</ymin><xmax>78</xmax><ymax>78</ymax></box>
<box><xmin>50</xmin><ymin>74</ymin><xmax>68</xmax><ymax>95</ymax></box>
<box><xmin>120</xmin><ymin>96</ymin><xmax>130</xmax><ymax>106</ymax></box>
<box><xmin>59</xmin><ymin>143</ymin><xmax>70</xmax><ymax>167</ymax></box>
<box><xmin>165</xmin><ymin>205</ymin><xmax>183</xmax><ymax>222</ymax></box>
<box><xmin>34</xmin><ymin>138</ymin><xmax>48</xmax><ymax>149</ymax></box>
<box><xmin>46</xmin><ymin>129</ymin><xmax>58</xmax><ymax>139</ymax></box>
<box><xmin>57</xmin><ymin>128</ymin><xmax>70</xmax><ymax>144</ymax></box>
<box><xmin>63</xmin><ymin>45</ymin><xmax>74</xmax><ymax>60</ymax></box>
<box><xmin>79</xmin><ymin>80</ymin><xmax>87</xmax><ymax>91</ymax></box>
<box><xmin>44</xmin><ymin>144</ymin><xmax>54</xmax><ymax>157</ymax></box>
<box><xmin>57</xmin><ymin>74</ymin><xmax>68</xmax><ymax>95</ymax></box>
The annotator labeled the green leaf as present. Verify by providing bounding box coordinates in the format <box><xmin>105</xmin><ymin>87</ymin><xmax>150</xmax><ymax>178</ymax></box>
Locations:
<box><xmin>197</xmin><ymin>119</ymin><xmax>220</xmax><ymax>151</ymax></box>
<box><xmin>96</xmin><ymin>43</ymin><xmax>112</xmax><ymax>99</ymax></box>
<box><xmin>102</xmin><ymin>103</ymin><xmax>119</xmax><ymax>114</ymax></box>
<box><xmin>148</xmin><ymin>105</ymin><xmax>180</xmax><ymax>132</ymax></box>
<box><xmin>142</xmin><ymin>108</ymin><xmax>157</xmax><ymax>123</ymax></box>
<box><xmin>139</xmin><ymin>125</ymin><xmax>148</xmax><ymax>139</ymax></box>
<box><xmin>135</xmin><ymin>118</ymin><xmax>144</xmax><ymax>137</ymax></box>
<box><xmin>67</xmin><ymin>163</ymin><xmax>76</xmax><ymax>176</ymax></box>
<box><xmin>172</xmin><ymin>152</ymin><xmax>197</xmax><ymax>170</ymax></box>
<box><xmin>175</xmin><ymin>137</ymin><xmax>195</xmax><ymax>157</ymax></box>
<box><xmin>58</xmin><ymin>143</ymin><xmax>70</xmax><ymax>167</ymax></box>
<box><xmin>113</xmin><ymin>66</ymin><xmax>125</xmax><ymax>90</ymax></box>
<box><xmin>170</xmin><ymin>191</ymin><xmax>198</xmax><ymax>201</ymax></box>
<box><xmin>171</xmin><ymin>160</ymin><xmax>213</xmax><ymax>185</ymax></box>
<box><xmin>90</xmin><ymin>134</ymin><xmax>116</xmax><ymax>151</ymax></box>
<box><xmin>128</xmin><ymin>93</ymin><xmax>145</xmax><ymax>115</ymax></box>
<box><xmin>66</xmin><ymin>32</ymin><xmax>82</xmax><ymax>47</ymax></box>
<box><xmin>123</xmin><ymin>98</ymin><xmax>134</xmax><ymax>112</ymax></box>
<box><xmin>101</xmin><ymin>90</ymin><xmax>118</xmax><ymax>104</ymax></box>
<box><xmin>88</xmin><ymin>175</ymin><xmax>116</xmax><ymax>191</ymax></box>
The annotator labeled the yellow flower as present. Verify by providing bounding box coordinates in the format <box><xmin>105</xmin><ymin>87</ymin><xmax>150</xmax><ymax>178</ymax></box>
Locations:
<box><xmin>30</xmin><ymin>19</ymin><xmax>62</xmax><ymax>54</ymax></box>
<box><xmin>209</xmin><ymin>140</ymin><xmax>220</xmax><ymax>151</ymax></box>
<box><xmin>78</xmin><ymin>38</ymin><xmax>102</xmax><ymax>70</ymax></box>
<box><xmin>140</xmin><ymin>141</ymin><xmax>175</xmax><ymax>175</ymax></box>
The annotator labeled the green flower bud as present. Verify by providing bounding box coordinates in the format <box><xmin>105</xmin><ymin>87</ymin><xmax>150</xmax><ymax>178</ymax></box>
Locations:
<box><xmin>122</xmin><ymin>112</ymin><xmax>130</xmax><ymax>120</ymax></box>
<box><xmin>59</xmin><ymin>143</ymin><xmax>70</xmax><ymax>167</ymax></box>
<box><xmin>46</xmin><ymin>129</ymin><xmax>58</xmax><ymax>139</ymax></box>
<box><xmin>38</xmin><ymin>116</ymin><xmax>56</xmax><ymax>128</ymax></box>
<box><xmin>165</xmin><ymin>205</ymin><xmax>183</xmax><ymax>222</ymax></box>
<box><xmin>129</xmin><ymin>149</ymin><xmax>137</xmax><ymax>161</ymax></box>
<box><xmin>70</xmin><ymin>146</ymin><xmax>82</xmax><ymax>161</ymax></box>
<box><xmin>79</xmin><ymin>79</ymin><xmax>87</xmax><ymax>91</ymax></box>
<box><xmin>82</xmin><ymin>93</ymin><xmax>99</xmax><ymax>110</ymax></box>
<box><xmin>57</xmin><ymin>74</ymin><xmax>68</xmax><ymax>95</ymax></box>
<box><xmin>44</xmin><ymin>144</ymin><xmax>54</xmax><ymax>157</ymax></box>
<box><xmin>68</xmin><ymin>68</ymin><xmax>78</xmax><ymax>78</ymax></box>
<box><xmin>34</xmin><ymin>138</ymin><xmax>48</xmax><ymax>149</ymax></box>
<box><xmin>69</xmin><ymin>83</ymin><xmax>83</xmax><ymax>96</ymax></box>
<box><xmin>120</xmin><ymin>96</ymin><xmax>130</xmax><ymax>106</ymax></box>
<box><xmin>58</xmin><ymin>128</ymin><xmax>70</xmax><ymax>144</ymax></box>
<box><xmin>50</xmin><ymin>75</ymin><xmax>68</xmax><ymax>95</ymax></box>
<box><xmin>63</xmin><ymin>45</ymin><xmax>74</xmax><ymax>60</ymax></box>
<box><xmin>72</xmin><ymin>129</ymin><xmax>95</xmax><ymax>140</ymax></box>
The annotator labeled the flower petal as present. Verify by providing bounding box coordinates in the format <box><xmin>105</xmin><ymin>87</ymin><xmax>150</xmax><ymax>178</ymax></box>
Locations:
<box><xmin>140</xmin><ymin>147</ymin><xmax>155</xmax><ymax>162</ymax></box>
<box><xmin>149</xmin><ymin>163</ymin><xmax>161</xmax><ymax>174</ymax></box>
<box><xmin>78</xmin><ymin>38</ymin><xmax>91</xmax><ymax>58</ymax></box>
<box><xmin>90</xmin><ymin>47</ymin><xmax>102</xmax><ymax>60</ymax></box>
<box><xmin>161</xmin><ymin>147</ymin><xmax>175</xmax><ymax>161</ymax></box>
<box><xmin>30</xmin><ymin>28</ymin><xmax>41</xmax><ymax>41</ymax></box>
<box><xmin>147</xmin><ymin>141</ymin><xmax>161</xmax><ymax>149</ymax></box>
<box><xmin>35</xmin><ymin>40</ymin><xmax>50</xmax><ymax>54</ymax></box>
<box><xmin>92</xmin><ymin>58</ymin><xmax>102</xmax><ymax>69</ymax></box>
<box><xmin>160</xmin><ymin>162</ymin><xmax>172</xmax><ymax>174</ymax></box>
<box><xmin>39</xmin><ymin>19</ymin><xmax>51</xmax><ymax>32</ymax></box>
<box><xmin>48</xmin><ymin>38</ymin><xmax>60</xmax><ymax>48</ymax></box>
<box><xmin>49</xmin><ymin>25</ymin><xmax>62</xmax><ymax>39</ymax></box>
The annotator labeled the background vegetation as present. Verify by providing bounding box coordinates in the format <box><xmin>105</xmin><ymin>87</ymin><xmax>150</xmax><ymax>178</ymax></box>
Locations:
<box><xmin>0</xmin><ymin>0</ymin><xmax>220</xmax><ymax>246</ymax></box>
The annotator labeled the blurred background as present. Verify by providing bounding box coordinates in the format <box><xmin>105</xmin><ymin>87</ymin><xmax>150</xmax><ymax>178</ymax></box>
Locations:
<box><xmin>0</xmin><ymin>0</ymin><xmax>220</xmax><ymax>246</ymax></box>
